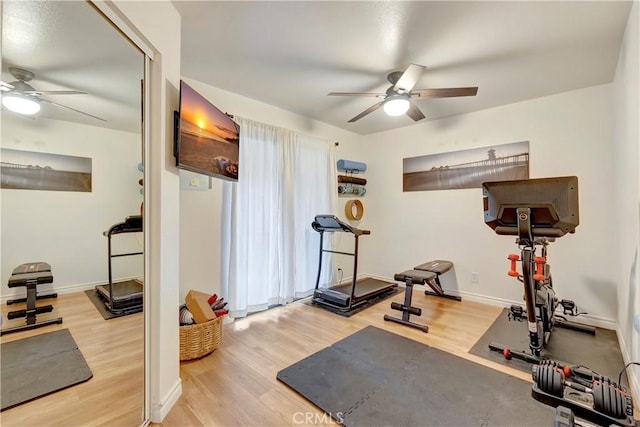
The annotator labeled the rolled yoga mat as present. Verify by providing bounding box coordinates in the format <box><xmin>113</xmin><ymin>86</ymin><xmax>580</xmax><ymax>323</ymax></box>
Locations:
<box><xmin>337</xmin><ymin>159</ymin><xmax>367</xmax><ymax>172</ymax></box>
<box><xmin>338</xmin><ymin>175</ymin><xmax>367</xmax><ymax>185</ymax></box>
<box><xmin>338</xmin><ymin>185</ymin><xmax>366</xmax><ymax>196</ymax></box>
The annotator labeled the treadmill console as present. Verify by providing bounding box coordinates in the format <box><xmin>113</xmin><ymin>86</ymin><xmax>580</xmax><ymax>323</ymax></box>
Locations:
<box><xmin>312</xmin><ymin>214</ymin><xmax>370</xmax><ymax>236</ymax></box>
<box><xmin>104</xmin><ymin>215</ymin><xmax>143</xmax><ymax>237</ymax></box>
<box><xmin>124</xmin><ymin>215</ymin><xmax>143</xmax><ymax>231</ymax></box>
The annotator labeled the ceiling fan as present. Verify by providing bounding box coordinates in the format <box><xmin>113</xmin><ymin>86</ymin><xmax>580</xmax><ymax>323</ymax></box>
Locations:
<box><xmin>1</xmin><ymin>66</ymin><xmax>105</xmax><ymax>121</ymax></box>
<box><xmin>329</xmin><ymin>63</ymin><xmax>478</xmax><ymax>123</ymax></box>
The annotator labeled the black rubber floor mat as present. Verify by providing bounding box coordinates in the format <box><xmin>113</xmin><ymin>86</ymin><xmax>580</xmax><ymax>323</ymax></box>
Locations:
<box><xmin>277</xmin><ymin>325</ymin><xmax>554</xmax><ymax>426</ymax></box>
<box><xmin>84</xmin><ymin>287</ymin><xmax>141</xmax><ymax>320</ymax></box>
<box><xmin>469</xmin><ymin>308</ymin><xmax>626</xmax><ymax>384</ymax></box>
<box><xmin>84</xmin><ymin>289</ymin><xmax>119</xmax><ymax>320</ymax></box>
<box><xmin>1</xmin><ymin>328</ymin><xmax>93</xmax><ymax>411</ymax></box>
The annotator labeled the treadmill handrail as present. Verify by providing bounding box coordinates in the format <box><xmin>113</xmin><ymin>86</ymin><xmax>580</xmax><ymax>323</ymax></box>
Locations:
<box><xmin>102</xmin><ymin>215</ymin><xmax>144</xmax><ymax>311</ymax></box>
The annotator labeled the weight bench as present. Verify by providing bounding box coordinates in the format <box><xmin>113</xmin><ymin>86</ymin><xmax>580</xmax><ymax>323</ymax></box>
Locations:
<box><xmin>1</xmin><ymin>262</ymin><xmax>63</xmax><ymax>336</ymax></box>
<box><xmin>383</xmin><ymin>260</ymin><xmax>460</xmax><ymax>332</ymax></box>
<box><xmin>414</xmin><ymin>260</ymin><xmax>461</xmax><ymax>302</ymax></box>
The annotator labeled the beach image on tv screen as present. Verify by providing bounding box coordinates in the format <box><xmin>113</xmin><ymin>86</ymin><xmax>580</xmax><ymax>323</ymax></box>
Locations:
<box><xmin>178</xmin><ymin>82</ymin><xmax>239</xmax><ymax>180</ymax></box>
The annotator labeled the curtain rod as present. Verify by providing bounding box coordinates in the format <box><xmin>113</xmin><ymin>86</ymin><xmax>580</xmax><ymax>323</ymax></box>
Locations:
<box><xmin>227</xmin><ymin>114</ymin><xmax>340</xmax><ymax>147</ymax></box>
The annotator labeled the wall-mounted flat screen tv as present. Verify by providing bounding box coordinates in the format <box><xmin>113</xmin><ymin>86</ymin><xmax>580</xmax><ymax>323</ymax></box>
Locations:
<box><xmin>174</xmin><ymin>80</ymin><xmax>239</xmax><ymax>181</ymax></box>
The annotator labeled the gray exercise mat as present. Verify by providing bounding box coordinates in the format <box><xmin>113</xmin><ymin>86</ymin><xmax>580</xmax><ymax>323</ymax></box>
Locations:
<box><xmin>469</xmin><ymin>308</ymin><xmax>626</xmax><ymax>384</ymax></box>
<box><xmin>1</xmin><ymin>328</ymin><xmax>93</xmax><ymax>411</ymax></box>
<box><xmin>277</xmin><ymin>325</ymin><xmax>554</xmax><ymax>426</ymax></box>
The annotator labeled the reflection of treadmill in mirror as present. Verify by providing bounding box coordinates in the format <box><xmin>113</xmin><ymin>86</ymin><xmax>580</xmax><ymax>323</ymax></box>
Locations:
<box><xmin>95</xmin><ymin>215</ymin><xmax>143</xmax><ymax>315</ymax></box>
<box><xmin>311</xmin><ymin>215</ymin><xmax>396</xmax><ymax>313</ymax></box>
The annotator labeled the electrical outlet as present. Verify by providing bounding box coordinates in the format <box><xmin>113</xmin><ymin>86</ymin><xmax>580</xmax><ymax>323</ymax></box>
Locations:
<box><xmin>471</xmin><ymin>272</ymin><xmax>480</xmax><ymax>283</ymax></box>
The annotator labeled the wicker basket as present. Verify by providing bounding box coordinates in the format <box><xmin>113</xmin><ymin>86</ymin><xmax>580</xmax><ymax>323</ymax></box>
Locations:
<box><xmin>179</xmin><ymin>315</ymin><xmax>224</xmax><ymax>361</ymax></box>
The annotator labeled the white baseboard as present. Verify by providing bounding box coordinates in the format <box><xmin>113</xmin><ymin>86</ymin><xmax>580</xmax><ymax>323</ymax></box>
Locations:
<box><xmin>151</xmin><ymin>378</ymin><xmax>182</xmax><ymax>422</ymax></box>
<box><xmin>363</xmin><ymin>272</ymin><xmax>394</xmax><ymax>283</ymax></box>
<box><xmin>459</xmin><ymin>290</ymin><xmax>617</xmax><ymax>330</ymax></box>
<box><xmin>359</xmin><ymin>273</ymin><xmax>617</xmax><ymax>330</ymax></box>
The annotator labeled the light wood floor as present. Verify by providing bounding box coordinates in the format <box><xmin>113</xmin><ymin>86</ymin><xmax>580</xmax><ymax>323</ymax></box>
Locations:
<box><xmin>0</xmin><ymin>288</ymin><xmax>562</xmax><ymax>426</ymax></box>
<box><xmin>157</xmin><ymin>290</ymin><xmax>536</xmax><ymax>427</ymax></box>
<box><xmin>0</xmin><ymin>290</ymin><xmax>144</xmax><ymax>427</ymax></box>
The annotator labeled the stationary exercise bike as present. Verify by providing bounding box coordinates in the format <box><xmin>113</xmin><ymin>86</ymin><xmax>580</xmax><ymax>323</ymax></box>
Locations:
<box><xmin>483</xmin><ymin>176</ymin><xmax>595</xmax><ymax>363</ymax></box>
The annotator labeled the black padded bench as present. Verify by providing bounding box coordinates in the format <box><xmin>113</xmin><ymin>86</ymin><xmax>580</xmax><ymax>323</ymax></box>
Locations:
<box><xmin>2</xmin><ymin>262</ymin><xmax>63</xmax><ymax>336</ymax></box>
<box><xmin>384</xmin><ymin>260</ymin><xmax>460</xmax><ymax>332</ymax></box>
<box><xmin>414</xmin><ymin>260</ymin><xmax>461</xmax><ymax>302</ymax></box>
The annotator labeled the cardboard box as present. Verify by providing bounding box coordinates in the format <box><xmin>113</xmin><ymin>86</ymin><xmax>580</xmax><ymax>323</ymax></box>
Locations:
<box><xmin>185</xmin><ymin>290</ymin><xmax>216</xmax><ymax>323</ymax></box>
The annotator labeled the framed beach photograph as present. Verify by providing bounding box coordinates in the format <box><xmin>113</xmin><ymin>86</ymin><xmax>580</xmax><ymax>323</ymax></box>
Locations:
<box><xmin>402</xmin><ymin>141</ymin><xmax>529</xmax><ymax>192</ymax></box>
<box><xmin>1</xmin><ymin>148</ymin><xmax>92</xmax><ymax>192</ymax></box>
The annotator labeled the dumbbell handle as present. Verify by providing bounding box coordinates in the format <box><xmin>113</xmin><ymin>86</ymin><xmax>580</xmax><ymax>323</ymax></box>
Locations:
<box><xmin>564</xmin><ymin>380</ymin><xmax>590</xmax><ymax>394</ymax></box>
<box><xmin>533</xmin><ymin>256</ymin><xmax>546</xmax><ymax>281</ymax></box>
<box><xmin>507</xmin><ymin>254</ymin><xmax>520</xmax><ymax>277</ymax></box>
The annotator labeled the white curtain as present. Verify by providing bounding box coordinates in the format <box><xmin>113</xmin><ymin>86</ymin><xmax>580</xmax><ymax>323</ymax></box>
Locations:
<box><xmin>221</xmin><ymin>118</ymin><xmax>335</xmax><ymax>318</ymax></box>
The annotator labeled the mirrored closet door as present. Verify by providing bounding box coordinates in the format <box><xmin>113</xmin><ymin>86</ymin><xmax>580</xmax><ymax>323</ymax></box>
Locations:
<box><xmin>1</xmin><ymin>1</ymin><xmax>145</xmax><ymax>425</ymax></box>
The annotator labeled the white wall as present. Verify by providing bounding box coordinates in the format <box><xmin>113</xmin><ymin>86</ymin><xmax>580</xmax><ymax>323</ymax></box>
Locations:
<box><xmin>361</xmin><ymin>84</ymin><xmax>617</xmax><ymax>326</ymax></box>
<box><xmin>177</xmin><ymin>78</ymin><xmax>621</xmax><ymax>328</ymax></box>
<box><xmin>178</xmin><ymin>77</ymin><xmax>364</xmax><ymax>302</ymax></box>
<box><xmin>179</xmin><ymin>171</ymin><xmax>222</xmax><ymax>301</ymax></box>
<box><xmin>1</xmin><ymin>115</ymin><xmax>142</xmax><ymax>300</ymax></box>
<box><xmin>613</xmin><ymin>0</ymin><xmax>640</xmax><ymax>394</ymax></box>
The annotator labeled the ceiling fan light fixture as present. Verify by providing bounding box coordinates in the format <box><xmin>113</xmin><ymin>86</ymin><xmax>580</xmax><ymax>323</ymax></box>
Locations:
<box><xmin>2</xmin><ymin>93</ymin><xmax>41</xmax><ymax>115</ymax></box>
<box><xmin>383</xmin><ymin>95</ymin><xmax>410</xmax><ymax>116</ymax></box>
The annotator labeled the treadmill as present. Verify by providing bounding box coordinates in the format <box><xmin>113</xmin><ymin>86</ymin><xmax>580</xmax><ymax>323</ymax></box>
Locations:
<box><xmin>95</xmin><ymin>215</ymin><xmax>143</xmax><ymax>315</ymax></box>
<box><xmin>311</xmin><ymin>214</ymin><xmax>396</xmax><ymax>313</ymax></box>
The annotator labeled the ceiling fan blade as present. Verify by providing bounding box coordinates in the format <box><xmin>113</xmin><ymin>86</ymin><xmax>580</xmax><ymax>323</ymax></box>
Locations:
<box><xmin>25</xmin><ymin>90</ymin><xmax>87</xmax><ymax>96</ymax></box>
<box><xmin>393</xmin><ymin>64</ymin><xmax>426</xmax><ymax>94</ymax></box>
<box><xmin>347</xmin><ymin>101</ymin><xmax>384</xmax><ymax>123</ymax></box>
<box><xmin>41</xmin><ymin>98</ymin><xmax>106</xmax><ymax>122</ymax></box>
<box><xmin>1</xmin><ymin>81</ymin><xmax>14</xmax><ymax>91</ymax></box>
<box><xmin>328</xmin><ymin>92</ymin><xmax>385</xmax><ymax>98</ymax></box>
<box><xmin>406</xmin><ymin>103</ymin><xmax>425</xmax><ymax>122</ymax></box>
<box><xmin>412</xmin><ymin>87</ymin><xmax>478</xmax><ymax>98</ymax></box>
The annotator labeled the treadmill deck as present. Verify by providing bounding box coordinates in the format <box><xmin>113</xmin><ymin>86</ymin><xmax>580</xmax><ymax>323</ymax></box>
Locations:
<box><xmin>96</xmin><ymin>279</ymin><xmax>143</xmax><ymax>303</ymax></box>
<box><xmin>328</xmin><ymin>277</ymin><xmax>395</xmax><ymax>299</ymax></box>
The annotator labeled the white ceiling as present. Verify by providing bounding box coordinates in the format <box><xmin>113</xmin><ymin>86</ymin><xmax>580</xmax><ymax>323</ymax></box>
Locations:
<box><xmin>1</xmin><ymin>1</ymin><xmax>633</xmax><ymax>136</ymax></box>
<box><xmin>174</xmin><ymin>1</ymin><xmax>633</xmax><ymax>135</ymax></box>
<box><xmin>1</xmin><ymin>0</ymin><xmax>143</xmax><ymax>133</ymax></box>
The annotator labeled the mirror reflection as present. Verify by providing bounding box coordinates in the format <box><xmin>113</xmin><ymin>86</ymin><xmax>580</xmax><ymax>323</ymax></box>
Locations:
<box><xmin>1</xmin><ymin>1</ymin><xmax>145</xmax><ymax>425</ymax></box>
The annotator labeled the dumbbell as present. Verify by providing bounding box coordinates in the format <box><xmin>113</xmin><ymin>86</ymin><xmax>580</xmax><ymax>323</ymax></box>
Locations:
<box><xmin>532</xmin><ymin>361</ymin><xmax>633</xmax><ymax>420</ymax></box>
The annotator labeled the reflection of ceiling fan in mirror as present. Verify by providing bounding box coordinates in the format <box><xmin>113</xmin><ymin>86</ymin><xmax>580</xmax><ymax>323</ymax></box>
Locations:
<box><xmin>1</xmin><ymin>66</ymin><xmax>105</xmax><ymax>121</ymax></box>
<box><xmin>329</xmin><ymin>63</ymin><xmax>478</xmax><ymax>123</ymax></box>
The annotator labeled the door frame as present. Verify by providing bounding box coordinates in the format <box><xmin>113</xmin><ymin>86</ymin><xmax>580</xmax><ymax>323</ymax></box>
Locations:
<box><xmin>89</xmin><ymin>2</ymin><xmax>154</xmax><ymax>424</ymax></box>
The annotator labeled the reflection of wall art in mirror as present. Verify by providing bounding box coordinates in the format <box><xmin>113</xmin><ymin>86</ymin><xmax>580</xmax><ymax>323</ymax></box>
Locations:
<box><xmin>0</xmin><ymin>148</ymin><xmax>92</xmax><ymax>192</ymax></box>
<box><xmin>402</xmin><ymin>141</ymin><xmax>529</xmax><ymax>192</ymax></box>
